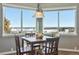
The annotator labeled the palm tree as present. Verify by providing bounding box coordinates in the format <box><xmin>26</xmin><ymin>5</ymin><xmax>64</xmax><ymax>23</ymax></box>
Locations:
<box><xmin>4</xmin><ymin>17</ymin><xmax>11</xmax><ymax>33</ymax></box>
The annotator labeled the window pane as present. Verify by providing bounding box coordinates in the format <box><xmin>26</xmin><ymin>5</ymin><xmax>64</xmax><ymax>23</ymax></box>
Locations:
<box><xmin>59</xmin><ymin>9</ymin><xmax>76</xmax><ymax>33</ymax></box>
<box><xmin>23</xmin><ymin>9</ymin><xmax>35</xmax><ymax>27</ymax></box>
<box><xmin>44</xmin><ymin>11</ymin><xmax>58</xmax><ymax>27</ymax></box>
<box><xmin>43</xmin><ymin>11</ymin><xmax>58</xmax><ymax>33</ymax></box>
<box><xmin>59</xmin><ymin>10</ymin><xmax>76</xmax><ymax>27</ymax></box>
<box><xmin>23</xmin><ymin>9</ymin><xmax>35</xmax><ymax>32</ymax></box>
<box><xmin>3</xmin><ymin>7</ymin><xmax>21</xmax><ymax>33</ymax></box>
<box><xmin>4</xmin><ymin>7</ymin><xmax>21</xmax><ymax>27</ymax></box>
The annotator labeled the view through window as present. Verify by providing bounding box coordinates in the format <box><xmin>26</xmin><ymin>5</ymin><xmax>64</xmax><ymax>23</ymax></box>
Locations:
<box><xmin>3</xmin><ymin>6</ymin><xmax>35</xmax><ymax>34</ymax></box>
<box><xmin>43</xmin><ymin>9</ymin><xmax>76</xmax><ymax>34</ymax></box>
<box><xmin>3</xmin><ymin>6</ymin><xmax>76</xmax><ymax>35</ymax></box>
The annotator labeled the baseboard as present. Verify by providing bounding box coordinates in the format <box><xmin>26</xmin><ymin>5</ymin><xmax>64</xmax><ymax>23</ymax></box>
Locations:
<box><xmin>0</xmin><ymin>48</ymin><xmax>79</xmax><ymax>55</ymax></box>
<box><xmin>0</xmin><ymin>51</ymin><xmax>16</xmax><ymax>55</ymax></box>
<box><xmin>59</xmin><ymin>48</ymin><xmax>79</xmax><ymax>52</ymax></box>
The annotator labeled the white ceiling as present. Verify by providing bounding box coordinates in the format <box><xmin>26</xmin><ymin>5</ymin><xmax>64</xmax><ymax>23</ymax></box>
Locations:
<box><xmin>4</xmin><ymin>3</ymin><xmax>78</xmax><ymax>10</ymax></box>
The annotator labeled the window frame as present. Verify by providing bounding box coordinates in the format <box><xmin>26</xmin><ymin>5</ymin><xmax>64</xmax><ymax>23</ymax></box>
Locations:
<box><xmin>58</xmin><ymin>9</ymin><xmax>77</xmax><ymax>35</ymax></box>
<box><xmin>43</xmin><ymin>8</ymin><xmax>77</xmax><ymax>35</ymax></box>
<box><xmin>2</xmin><ymin>5</ymin><xmax>36</xmax><ymax>36</ymax></box>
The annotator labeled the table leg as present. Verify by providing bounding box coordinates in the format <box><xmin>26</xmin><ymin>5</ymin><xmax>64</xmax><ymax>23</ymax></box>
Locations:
<box><xmin>22</xmin><ymin>39</ymin><xmax>24</xmax><ymax>51</ymax></box>
<box><xmin>31</xmin><ymin>43</ymin><xmax>34</xmax><ymax>55</ymax></box>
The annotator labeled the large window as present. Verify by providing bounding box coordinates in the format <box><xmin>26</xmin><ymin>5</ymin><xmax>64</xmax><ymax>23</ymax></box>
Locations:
<box><xmin>3</xmin><ymin>7</ymin><xmax>21</xmax><ymax>34</ymax></box>
<box><xmin>3</xmin><ymin>6</ymin><xmax>35</xmax><ymax>35</ymax></box>
<box><xmin>43</xmin><ymin>9</ymin><xmax>76</xmax><ymax>34</ymax></box>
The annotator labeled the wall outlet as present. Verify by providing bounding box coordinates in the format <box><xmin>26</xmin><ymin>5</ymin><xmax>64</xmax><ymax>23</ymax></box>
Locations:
<box><xmin>74</xmin><ymin>46</ymin><xmax>77</xmax><ymax>50</ymax></box>
<box><xmin>11</xmin><ymin>48</ymin><xmax>13</xmax><ymax>51</ymax></box>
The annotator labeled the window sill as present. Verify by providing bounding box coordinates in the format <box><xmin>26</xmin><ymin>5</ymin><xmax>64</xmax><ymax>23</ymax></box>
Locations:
<box><xmin>2</xmin><ymin>33</ymin><xmax>25</xmax><ymax>37</ymax></box>
<box><xmin>59</xmin><ymin>32</ymin><xmax>77</xmax><ymax>36</ymax></box>
<box><xmin>2</xmin><ymin>31</ymin><xmax>35</xmax><ymax>37</ymax></box>
<box><xmin>2</xmin><ymin>32</ymin><xmax>77</xmax><ymax>37</ymax></box>
<box><xmin>44</xmin><ymin>31</ymin><xmax>77</xmax><ymax>37</ymax></box>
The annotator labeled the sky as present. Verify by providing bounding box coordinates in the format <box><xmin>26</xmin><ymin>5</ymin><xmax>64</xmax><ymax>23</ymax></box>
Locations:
<box><xmin>4</xmin><ymin>7</ymin><xmax>76</xmax><ymax>27</ymax></box>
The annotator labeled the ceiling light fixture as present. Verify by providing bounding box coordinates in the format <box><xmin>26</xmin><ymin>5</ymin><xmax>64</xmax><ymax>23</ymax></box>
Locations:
<box><xmin>35</xmin><ymin>3</ymin><xmax>43</xmax><ymax>18</ymax></box>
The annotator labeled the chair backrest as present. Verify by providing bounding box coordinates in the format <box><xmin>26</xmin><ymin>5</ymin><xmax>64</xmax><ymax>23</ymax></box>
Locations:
<box><xmin>45</xmin><ymin>37</ymin><xmax>59</xmax><ymax>55</ymax></box>
<box><xmin>15</xmin><ymin>35</ymin><xmax>21</xmax><ymax>55</ymax></box>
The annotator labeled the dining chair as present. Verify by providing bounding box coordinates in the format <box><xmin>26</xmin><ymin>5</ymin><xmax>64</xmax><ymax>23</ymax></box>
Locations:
<box><xmin>15</xmin><ymin>35</ymin><xmax>34</xmax><ymax>55</ymax></box>
<box><xmin>42</xmin><ymin>37</ymin><xmax>60</xmax><ymax>55</ymax></box>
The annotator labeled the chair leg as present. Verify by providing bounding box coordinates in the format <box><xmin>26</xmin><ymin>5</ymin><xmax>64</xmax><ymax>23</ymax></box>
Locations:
<box><xmin>16</xmin><ymin>52</ymin><xmax>18</xmax><ymax>55</ymax></box>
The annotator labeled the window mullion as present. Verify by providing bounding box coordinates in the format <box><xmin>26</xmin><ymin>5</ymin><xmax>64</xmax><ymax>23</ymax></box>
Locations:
<box><xmin>21</xmin><ymin>9</ymin><xmax>23</xmax><ymax>32</ymax></box>
<box><xmin>58</xmin><ymin>11</ymin><xmax>60</xmax><ymax>32</ymax></box>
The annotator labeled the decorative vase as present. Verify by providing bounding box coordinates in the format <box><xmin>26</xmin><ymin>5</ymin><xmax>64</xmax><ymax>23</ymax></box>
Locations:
<box><xmin>36</xmin><ymin>32</ymin><xmax>43</xmax><ymax>39</ymax></box>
